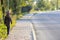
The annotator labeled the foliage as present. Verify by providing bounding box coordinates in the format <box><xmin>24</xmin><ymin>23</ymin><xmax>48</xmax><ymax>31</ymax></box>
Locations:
<box><xmin>37</xmin><ymin>0</ymin><xmax>46</xmax><ymax>11</ymax></box>
<box><xmin>0</xmin><ymin>7</ymin><xmax>7</xmax><ymax>40</ymax></box>
<box><xmin>36</xmin><ymin>0</ymin><xmax>60</xmax><ymax>11</ymax></box>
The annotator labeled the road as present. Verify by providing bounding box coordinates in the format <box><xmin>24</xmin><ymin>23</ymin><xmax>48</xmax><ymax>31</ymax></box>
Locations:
<box><xmin>6</xmin><ymin>11</ymin><xmax>60</xmax><ymax>40</ymax></box>
<box><xmin>23</xmin><ymin>11</ymin><xmax>60</xmax><ymax>40</ymax></box>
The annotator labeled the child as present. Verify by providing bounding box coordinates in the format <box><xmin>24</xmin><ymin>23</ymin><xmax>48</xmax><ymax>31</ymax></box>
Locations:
<box><xmin>4</xmin><ymin>11</ymin><xmax>12</xmax><ymax>35</ymax></box>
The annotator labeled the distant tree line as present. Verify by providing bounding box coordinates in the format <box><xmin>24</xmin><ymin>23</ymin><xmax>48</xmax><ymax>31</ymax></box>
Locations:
<box><xmin>35</xmin><ymin>0</ymin><xmax>60</xmax><ymax>11</ymax></box>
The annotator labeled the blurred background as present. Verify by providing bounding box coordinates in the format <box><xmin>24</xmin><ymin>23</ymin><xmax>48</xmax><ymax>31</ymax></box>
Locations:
<box><xmin>0</xmin><ymin>0</ymin><xmax>60</xmax><ymax>40</ymax></box>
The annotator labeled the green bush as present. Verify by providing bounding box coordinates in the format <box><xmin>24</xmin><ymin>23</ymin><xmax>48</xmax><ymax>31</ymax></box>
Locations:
<box><xmin>0</xmin><ymin>24</ymin><xmax>7</xmax><ymax>40</ymax></box>
<box><xmin>0</xmin><ymin>11</ymin><xmax>7</xmax><ymax>40</ymax></box>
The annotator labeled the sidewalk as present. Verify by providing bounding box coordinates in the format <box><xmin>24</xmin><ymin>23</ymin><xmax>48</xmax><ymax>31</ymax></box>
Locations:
<box><xmin>5</xmin><ymin>20</ymin><xmax>33</xmax><ymax>40</ymax></box>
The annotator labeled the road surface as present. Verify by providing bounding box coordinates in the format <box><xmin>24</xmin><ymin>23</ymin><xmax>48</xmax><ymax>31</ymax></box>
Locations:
<box><xmin>30</xmin><ymin>11</ymin><xmax>60</xmax><ymax>40</ymax></box>
<box><xmin>24</xmin><ymin>11</ymin><xmax>60</xmax><ymax>40</ymax></box>
<box><xmin>6</xmin><ymin>11</ymin><xmax>60</xmax><ymax>40</ymax></box>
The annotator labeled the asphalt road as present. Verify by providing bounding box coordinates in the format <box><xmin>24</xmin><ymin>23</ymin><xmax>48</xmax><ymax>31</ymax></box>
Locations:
<box><xmin>6</xmin><ymin>11</ymin><xmax>60</xmax><ymax>40</ymax></box>
<box><xmin>21</xmin><ymin>11</ymin><xmax>60</xmax><ymax>40</ymax></box>
<box><xmin>30</xmin><ymin>11</ymin><xmax>60</xmax><ymax>40</ymax></box>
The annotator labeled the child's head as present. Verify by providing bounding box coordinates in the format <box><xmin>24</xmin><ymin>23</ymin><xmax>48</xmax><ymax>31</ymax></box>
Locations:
<box><xmin>6</xmin><ymin>11</ymin><xmax>10</xmax><ymax>16</ymax></box>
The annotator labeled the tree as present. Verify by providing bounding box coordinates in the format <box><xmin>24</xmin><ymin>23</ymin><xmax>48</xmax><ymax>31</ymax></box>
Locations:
<box><xmin>37</xmin><ymin>0</ymin><xmax>46</xmax><ymax>11</ymax></box>
<box><xmin>1</xmin><ymin>0</ymin><xmax>5</xmax><ymax>19</ymax></box>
